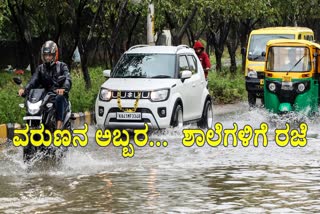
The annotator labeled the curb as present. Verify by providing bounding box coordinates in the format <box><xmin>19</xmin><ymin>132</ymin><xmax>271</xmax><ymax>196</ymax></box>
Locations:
<box><xmin>0</xmin><ymin>111</ymin><xmax>95</xmax><ymax>141</ymax></box>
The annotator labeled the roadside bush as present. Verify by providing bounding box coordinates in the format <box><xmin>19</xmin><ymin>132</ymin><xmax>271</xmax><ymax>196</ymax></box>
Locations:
<box><xmin>69</xmin><ymin>67</ymin><xmax>106</xmax><ymax>113</ymax></box>
<box><xmin>208</xmin><ymin>67</ymin><xmax>246</xmax><ymax>104</ymax></box>
<box><xmin>0</xmin><ymin>71</ymin><xmax>29</xmax><ymax>124</ymax></box>
<box><xmin>0</xmin><ymin>87</ymin><xmax>25</xmax><ymax>124</ymax></box>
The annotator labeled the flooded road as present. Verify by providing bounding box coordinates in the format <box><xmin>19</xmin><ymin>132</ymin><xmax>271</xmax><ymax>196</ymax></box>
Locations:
<box><xmin>1</xmin><ymin>102</ymin><xmax>320</xmax><ymax>213</ymax></box>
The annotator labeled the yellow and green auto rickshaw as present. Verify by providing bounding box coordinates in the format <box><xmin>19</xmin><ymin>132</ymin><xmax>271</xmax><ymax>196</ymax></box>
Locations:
<box><xmin>264</xmin><ymin>39</ymin><xmax>320</xmax><ymax>114</ymax></box>
<box><xmin>244</xmin><ymin>27</ymin><xmax>314</xmax><ymax>107</ymax></box>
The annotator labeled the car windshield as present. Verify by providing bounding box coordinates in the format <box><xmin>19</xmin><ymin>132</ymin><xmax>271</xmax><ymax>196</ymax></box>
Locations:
<box><xmin>266</xmin><ymin>46</ymin><xmax>311</xmax><ymax>72</ymax></box>
<box><xmin>248</xmin><ymin>34</ymin><xmax>295</xmax><ymax>61</ymax></box>
<box><xmin>111</xmin><ymin>54</ymin><xmax>176</xmax><ymax>78</ymax></box>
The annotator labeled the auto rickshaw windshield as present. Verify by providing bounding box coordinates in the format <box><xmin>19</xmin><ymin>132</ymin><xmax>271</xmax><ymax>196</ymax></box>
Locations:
<box><xmin>248</xmin><ymin>34</ymin><xmax>294</xmax><ymax>61</ymax></box>
<box><xmin>266</xmin><ymin>46</ymin><xmax>311</xmax><ymax>72</ymax></box>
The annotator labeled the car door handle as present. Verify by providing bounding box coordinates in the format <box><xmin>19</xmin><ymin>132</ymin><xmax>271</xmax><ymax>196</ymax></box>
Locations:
<box><xmin>192</xmin><ymin>84</ymin><xmax>196</xmax><ymax>87</ymax></box>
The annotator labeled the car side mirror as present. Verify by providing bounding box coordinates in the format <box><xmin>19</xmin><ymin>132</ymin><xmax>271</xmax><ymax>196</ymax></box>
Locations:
<box><xmin>180</xmin><ymin>70</ymin><xmax>192</xmax><ymax>80</ymax></box>
<box><xmin>103</xmin><ymin>69</ymin><xmax>111</xmax><ymax>78</ymax></box>
<box><xmin>241</xmin><ymin>47</ymin><xmax>246</xmax><ymax>55</ymax></box>
<box><xmin>13</xmin><ymin>77</ymin><xmax>22</xmax><ymax>85</ymax></box>
<box><xmin>261</xmin><ymin>51</ymin><xmax>266</xmax><ymax>57</ymax></box>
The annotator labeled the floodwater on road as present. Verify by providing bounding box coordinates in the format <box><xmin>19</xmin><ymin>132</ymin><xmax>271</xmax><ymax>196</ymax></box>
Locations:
<box><xmin>1</xmin><ymin>102</ymin><xmax>320</xmax><ymax>213</ymax></box>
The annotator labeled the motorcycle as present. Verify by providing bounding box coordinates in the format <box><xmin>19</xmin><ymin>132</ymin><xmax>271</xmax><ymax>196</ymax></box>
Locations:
<box><xmin>13</xmin><ymin>76</ymin><xmax>74</xmax><ymax>163</ymax></box>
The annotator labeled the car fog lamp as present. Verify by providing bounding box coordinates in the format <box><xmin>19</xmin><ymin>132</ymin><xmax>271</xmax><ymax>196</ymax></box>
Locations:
<box><xmin>268</xmin><ymin>83</ymin><xmax>276</xmax><ymax>92</ymax></box>
<box><xmin>99</xmin><ymin>106</ymin><xmax>104</xmax><ymax>116</ymax></box>
<box><xmin>157</xmin><ymin>107</ymin><xmax>167</xmax><ymax>117</ymax></box>
<box><xmin>298</xmin><ymin>83</ymin><xmax>305</xmax><ymax>92</ymax></box>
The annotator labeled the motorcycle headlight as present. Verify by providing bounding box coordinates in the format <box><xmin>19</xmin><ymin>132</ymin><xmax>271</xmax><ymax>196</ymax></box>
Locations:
<box><xmin>248</xmin><ymin>70</ymin><xmax>257</xmax><ymax>78</ymax></box>
<box><xmin>298</xmin><ymin>83</ymin><xmax>305</xmax><ymax>92</ymax></box>
<box><xmin>99</xmin><ymin>88</ymin><xmax>112</xmax><ymax>101</ymax></box>
<box><xmin>27</xmin><ymin>101</ymin><xmax>42</xmax><ymax>115</ymax></box>
<box><xmin>268</xmin><ymin>83</ymin><xmax>276</xmax><ymax>92</ymax></box>
<box><xmin>150</xmin><ymin>89</ymin><xmax>169</xmax><ymax>102</ymax></box>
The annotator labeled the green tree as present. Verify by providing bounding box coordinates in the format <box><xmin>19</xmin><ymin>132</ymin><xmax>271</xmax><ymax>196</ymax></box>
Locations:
<box><xmin>154</xmin><ymin>0</ymin><xmax>200</xmax><ymax>45</ymax></box>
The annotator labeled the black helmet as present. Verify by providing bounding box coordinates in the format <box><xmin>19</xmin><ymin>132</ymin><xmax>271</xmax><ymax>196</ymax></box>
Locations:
<box><xmin>41</xmin><ymin>40</ymin><xmax>58</xmax><ymax>67</ymax></box>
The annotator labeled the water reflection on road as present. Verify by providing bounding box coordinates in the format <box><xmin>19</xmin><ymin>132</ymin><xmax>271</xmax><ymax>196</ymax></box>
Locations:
<box><xmin>1</xmin><ymin>102</ymin><xmax>320</xmax><ymax>213</ymax></box>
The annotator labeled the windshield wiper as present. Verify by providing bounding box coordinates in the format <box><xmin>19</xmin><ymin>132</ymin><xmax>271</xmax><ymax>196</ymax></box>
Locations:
<box><xmin>150</xmin><ymin>75</ymin><xmax>172</xmax><ymax>78</ymax></box>
<box><xmin>288</xmin><ymin>55</ymin><xmax>305</xmax><ymax>74</ymax></box>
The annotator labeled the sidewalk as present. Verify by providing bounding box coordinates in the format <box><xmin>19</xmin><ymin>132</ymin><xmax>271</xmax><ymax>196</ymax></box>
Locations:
<box><xmin>213</xmin><ymin>101</ymin><xmax>248</xmax><ymax>116</ymax></box>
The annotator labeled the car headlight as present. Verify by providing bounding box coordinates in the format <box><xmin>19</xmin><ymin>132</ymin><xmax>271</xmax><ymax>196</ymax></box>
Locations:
<box><xmin>150</xmin><ymin>89</ymin><xmax>169</xmax><ymax>102</ymax></box>
<box><xmin>27</xmin><ymin>101</ymin><xmax>42</xmax><ymax>115</ymax></box>
<box><xmin>297</xmin><ymin>83</ymin><xmax>305</xmax><ymax>92</ymax></box>
<box><xmin>248</xmin><ymin>70</ymin><xmax>257</xmax><ymax>78</ymax></box>
<box><xmin>99</xmin><ymin>88</ymin><xmax>112</xmax><ymax>101</ymax></box>
<box><xmin>268</xmin><ymin>83</ymin><xmax>276</xmax><ymax>92</ymax></box>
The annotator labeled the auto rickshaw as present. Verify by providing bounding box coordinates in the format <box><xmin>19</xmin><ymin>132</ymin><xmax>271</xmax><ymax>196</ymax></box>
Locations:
<box><xmin>264</xmin><ymin>39</ymin><xmax>320</xmax><ymax>115</ymax></box>
<box><xmin>244</xmin><ymin>27</ymin><xmax>314</xmax><ymax>107</ymax></box>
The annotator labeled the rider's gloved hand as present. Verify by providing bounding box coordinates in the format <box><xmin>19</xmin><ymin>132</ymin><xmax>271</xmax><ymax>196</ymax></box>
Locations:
<box><xmin>56</xmin><ymin>89</ymin><xmax>65</xmax><ymax>95</ymax></box>
<box><xmin>18</xmin><ymin>88</ymin><xmax>25</xmax><ymax>97</ymax></box>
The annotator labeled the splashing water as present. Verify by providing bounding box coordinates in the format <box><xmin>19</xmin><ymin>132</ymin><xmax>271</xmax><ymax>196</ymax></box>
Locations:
<box><xmin>1</xmin><ymin>103</ymin><xmax>320</xmax><ymax>213</ymax></box>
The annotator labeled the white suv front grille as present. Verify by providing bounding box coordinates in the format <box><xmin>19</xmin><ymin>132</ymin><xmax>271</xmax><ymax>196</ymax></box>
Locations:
<box><xmin>111</xmin><ymin>91</ymin><xmax>150</xmax><ymax>99</ymax></box>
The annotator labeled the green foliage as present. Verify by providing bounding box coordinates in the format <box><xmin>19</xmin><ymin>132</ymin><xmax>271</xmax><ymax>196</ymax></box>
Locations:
<box><xmin>208</xmin><ymin>67</ymin><xmax>246</xmax><ymax>104</ymax></box>
<box><xmin>0</xmin><ymin>71</ymin><xmax>31</xmax><ymax>124</ymax></box>
<box><xmin>0</xmin><ymin>87</ymin><xmax>25</xmax><ymax>124</ymax></box>
<box><xmin>69</xmin><ymin>67</ymin><xmax>106</xmax><ymax>113</ymax></box>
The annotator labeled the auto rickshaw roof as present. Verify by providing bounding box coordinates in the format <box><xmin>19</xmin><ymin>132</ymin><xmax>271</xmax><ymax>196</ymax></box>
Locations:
<box><xmin>266</xmin><ymin>39</ymin><xmax>320</xmax><ymax>49</ymax></box>
<box><xmin>250</xmin><ymin>27</ymin><xmax>314</xmax><ymax>35</ymax></box>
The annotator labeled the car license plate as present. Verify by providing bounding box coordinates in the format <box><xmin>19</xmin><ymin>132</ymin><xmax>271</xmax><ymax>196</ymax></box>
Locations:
<box><xmin>116</xmin><ymin>112</ymin><xmax>142</xmax><ymax>120</ymax></box>
<box><xmin>260</xmin><ymin>79</ymin><xmax>264</xmax><ymax>85</ymax></box>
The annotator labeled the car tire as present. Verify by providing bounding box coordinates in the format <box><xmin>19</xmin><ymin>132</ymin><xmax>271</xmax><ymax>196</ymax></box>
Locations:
<box><xmin>171</xmin><ymin>105</ymin><xmax>183</xmax><ymax>128</ymax></box>
<box><xmin>197</xmin><ymin>99</ymin><xmax>213</xmax><ymax>129</ymax></box>
<box><xmin>248</xmin><ymin>92</ymin><xmax>256</xmax><ymax>107</ymax></box>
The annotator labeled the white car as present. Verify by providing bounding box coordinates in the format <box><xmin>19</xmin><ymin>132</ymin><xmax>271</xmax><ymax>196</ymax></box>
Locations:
<box><xmin>95</xmin><ymin>44</ymin><xmax>213</xmax><ymax>129</ymax></box>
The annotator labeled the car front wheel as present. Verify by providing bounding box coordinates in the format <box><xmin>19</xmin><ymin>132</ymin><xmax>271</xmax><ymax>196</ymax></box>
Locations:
<box><xmin>197</xmin><ymin>99</ymin><xmax>213</xmax><ymax>129</ymax></box>
<box><xmin>171</xmin><ymin>105</ymin><xmax>183</xmax><ymax>128</ymax></box>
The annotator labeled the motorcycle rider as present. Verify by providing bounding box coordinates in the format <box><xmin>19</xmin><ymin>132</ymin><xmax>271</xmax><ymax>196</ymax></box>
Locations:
<box><xmin>18</xmin><ymin>40</ymin><xmax>72</xmax><ymax>130</ymax></box>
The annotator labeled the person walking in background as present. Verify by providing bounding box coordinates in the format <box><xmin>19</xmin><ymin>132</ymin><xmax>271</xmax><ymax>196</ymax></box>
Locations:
<box><xmin>193</xmin><ymin>40</ymin><xmax>211</xmax><ymax>81</ymax></box>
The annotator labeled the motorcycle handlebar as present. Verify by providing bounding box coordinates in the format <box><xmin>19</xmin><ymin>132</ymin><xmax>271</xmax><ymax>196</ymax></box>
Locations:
<box><xmin>18</xmin><ymin>89</ymin><xmax>66</xmax><ymax>100</ymax></box>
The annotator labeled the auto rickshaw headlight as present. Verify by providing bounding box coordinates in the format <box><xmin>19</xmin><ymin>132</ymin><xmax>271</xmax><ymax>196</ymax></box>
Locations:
<box><xmin>298</xmin><ymin>83</ymin><xmax>305</xmax><ymax>92</ymax></box>
<box><xmin>268</xmin><ymin>83</ymin><xmax>276</xmax><ymax>92</ymax></box>
<box><xmin>248</xmin><ymin>70</ymin><xmax>257</xmax><ymax>78</ymax></box>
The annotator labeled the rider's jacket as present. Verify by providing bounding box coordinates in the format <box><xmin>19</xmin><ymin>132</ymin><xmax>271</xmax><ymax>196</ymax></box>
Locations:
<box><xmin>25</xmin><ymin>61</ymin><xmax>72</xmax><ymax>98</ymax></box>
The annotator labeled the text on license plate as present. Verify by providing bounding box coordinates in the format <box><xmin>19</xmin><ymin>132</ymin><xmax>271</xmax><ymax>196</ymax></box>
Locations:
<box><xmin>116</xmin><ymin>112</ymin><xmax>142</xmax><ymax>120</ymax></box>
